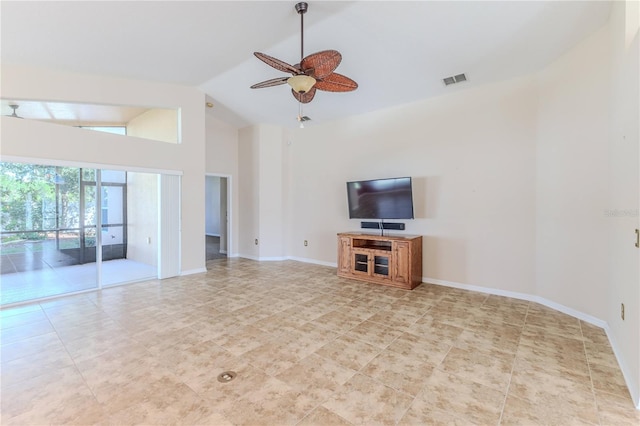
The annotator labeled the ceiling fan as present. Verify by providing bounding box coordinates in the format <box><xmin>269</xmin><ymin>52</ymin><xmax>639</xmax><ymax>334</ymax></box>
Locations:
<box><xmin>250</xmin><ymin>1</ymin><xmax>358</xmax><ymax>104</ymax></box>
<box><xmin>6</xmin><ymin>104</ymin><xmax>23</xmax><ymax>119</ymax></box>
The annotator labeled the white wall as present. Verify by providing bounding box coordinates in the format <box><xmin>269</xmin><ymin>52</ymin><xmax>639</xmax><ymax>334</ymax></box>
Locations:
<box><xmin>535</xmin><ymin>24</ymin><xmax>611</xmax><ymax>320</ymax></box>
<box><xmin>236</xmin><ymin>124</ymin><xmax>287</xmax><ymax>260</ymax></box>
<box><xmin>287</xmin><ymin>76</ymin><xmax>539</xmax><ymax>294</ymax></box>
<box><xmin>0</xmin><ymin>64</ymin><xmax>206</xmax><ymax>275</ymax></box>
<box><xmin>535</xmin><ymin>5</ymin><xmax>639</xmax><ymax>406</ymax></box>
<box><xmin>606</xmin><ymin>0</ymin><xmax>640</xmax><ymax>408</ymax></box>
<box><xmin>257</xmin><ymin>125</ymin><xmax>286</xmax><ymax>259</ymax></box>
<box><xmin>238</xmin><ymin>126</ymin><xmax>260</xmax><ymax>258</ymax></box>
<box><xmin>205</xmin><ymin>113</ymin><xmax>238</xmax><ymax>257</ymax></box>
<box><xmin>219</xmin><ymin>177</ymin><xmax>228</xmax><ymax>253</ymax></box>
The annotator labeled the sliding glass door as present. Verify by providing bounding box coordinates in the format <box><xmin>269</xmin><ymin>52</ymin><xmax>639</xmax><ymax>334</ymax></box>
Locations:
<box><xmin>0</xmin><ymin>163</ymin><xmax>98</xmax><ymax>304</ymax></box>
<box><xmin>0</xmin><ymin>161</ymin><xmax>159</xmax><ymax>305</ymax></box>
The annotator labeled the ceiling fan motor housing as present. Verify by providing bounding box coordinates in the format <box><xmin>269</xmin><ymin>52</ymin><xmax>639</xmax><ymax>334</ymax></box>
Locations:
<box><xmin>295</xmin><ymin>2</ymin><xmax>308</xmax><ymax>14</ymax></box>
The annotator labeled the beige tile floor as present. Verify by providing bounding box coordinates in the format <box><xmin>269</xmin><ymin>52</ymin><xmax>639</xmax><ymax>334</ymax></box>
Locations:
<box><xmin>1</xmin><ymin>259</ymin><xmax>638</xmax><ymax>425</ymax></box>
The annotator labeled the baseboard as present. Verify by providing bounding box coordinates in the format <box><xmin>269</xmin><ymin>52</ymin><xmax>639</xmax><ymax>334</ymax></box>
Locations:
<box><xmin>219</xmin><ymin>249</ymin><xmax>227</xmax><ymax>254</ymax></box>
<box><xmin>180</xmin><ymin>267</ymin><xmax>207</xmax><ymax>276</ymax></box>
<box><xmin>287</xmin><ymin>256</ymin><xmax>337</xmax><ymax>268</ymax></box>
<box><xmin>422</xmin><ymin>276</ymin><xmax>607</xmax><ymax>328</ymax></box>
<box><xmin>530</xmin><ymin>295</ymin><xmax>607</xmax><ymax>329</ymax></box>
<box><xmin>237</xmin><ymin>254</ymin><xmax>259</xmax><ymax>261</ymax></box>
<box><xmin>237</xmin><ymin>254</ymin><xmax>287</xmax><ymax>262</ymax></box>
<box><xmin>238</xmin><ymin>255</ymin><xmax>336</xmax><ymax>266</ymax></box>
<box><xmin>604</xmin><ymin>327</ymin><xmax>640</xmax><ymax>409</ymax></box>
<box><xmin>424</xmin><ymin>276</ymin><xmax>535</xmax><ymax>304</ymax></box>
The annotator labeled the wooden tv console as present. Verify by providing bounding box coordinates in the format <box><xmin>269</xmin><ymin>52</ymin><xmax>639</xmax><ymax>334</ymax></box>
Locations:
<box><xmin>337</xmin><ymin>232</ymin><xmax>422</xmax><ymax>290</ymax></box>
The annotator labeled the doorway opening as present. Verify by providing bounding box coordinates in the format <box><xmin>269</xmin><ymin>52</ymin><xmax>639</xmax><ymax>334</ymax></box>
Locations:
<box><xmin>205</xmin><ymin>174</ymin><xmax>230</xmax><ymax>264</ymax></box>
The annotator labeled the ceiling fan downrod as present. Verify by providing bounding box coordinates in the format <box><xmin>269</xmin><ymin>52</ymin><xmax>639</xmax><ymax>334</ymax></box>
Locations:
<box><xmin>295</xmin><ymin>2</ymin><xmax>308</xmax><ymax>62</ymax></box>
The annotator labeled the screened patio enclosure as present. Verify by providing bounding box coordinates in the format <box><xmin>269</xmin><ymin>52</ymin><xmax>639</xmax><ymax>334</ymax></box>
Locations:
<box><xmin>0</xmin><ymin>162</ymin><xmax>158</xmax><ymax>305</ymax></box>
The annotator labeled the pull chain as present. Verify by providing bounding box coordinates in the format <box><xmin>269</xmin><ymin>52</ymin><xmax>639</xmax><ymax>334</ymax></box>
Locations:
<box><xmin>298</xmin><ymin>101</ymin><xmax>304</xmax><ymax>128</ymax></box>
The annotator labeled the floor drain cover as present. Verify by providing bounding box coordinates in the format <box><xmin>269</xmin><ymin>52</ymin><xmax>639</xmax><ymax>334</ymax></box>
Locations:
<box><xmin>217</xmin><ymin>371</ymin><xmax>237</xmax><ymax>383</ymax></box>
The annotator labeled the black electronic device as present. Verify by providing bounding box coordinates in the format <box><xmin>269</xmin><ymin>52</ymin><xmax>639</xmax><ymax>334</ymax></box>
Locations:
<box><xmin>360</xmin><ymin>221</ymin><xmax>406</xmax><ymax>231</ymax></box>
<box><xmin>347</xmin><ymin>177</ymin><xmax>414</xmax><ymax>220</ymax></box>
<box><xmin>382</xmin><ymin>222</ymin><xmax>405</xmax><ymax>230</ymax></box>
<box><xmin>361</xmin><ymin>221</ymin><xmax>381</xmax><ymax>229</ymax></box>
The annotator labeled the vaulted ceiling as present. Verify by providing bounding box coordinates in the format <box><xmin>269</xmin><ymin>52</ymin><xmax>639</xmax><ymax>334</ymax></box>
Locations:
<box><xmin>1</xmin><ymin>1</ymin><xmax>612</xmax><ymax>128</ymax></box>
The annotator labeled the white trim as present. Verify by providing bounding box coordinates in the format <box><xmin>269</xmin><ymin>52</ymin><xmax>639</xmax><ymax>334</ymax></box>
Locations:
<box><xmin>96</xmin><ymin>170</ymin><xmax>103</xmax><ymax>288</ymax></box>
<box><xmin>205</xmin><ymin>172</ymin><xmax>232</xmax><ymax>262</ymax></box>
<box><xmin>422</xmin><ymin>276</ymin><xmax>607</xmax><ymax>328</ymax></box>
<box><xmin>237</xmin><ymin>254</ymin><xmax>288</xmax><ymax>262</ymax></box>
<box><xmin>180</xmin><ymin>267</ymin><xmax>207</xmax><ymax>276</ymax></box>
<box><xmin>287</xmin><ymin>256</ymin><xmax>337</xmax><ymax>268</ymax></box>
<box><xmin>530</xmin><ymin>295</ymin><xmax>607</xmax><ymax>329</ymax></box>
<box><xmin>219</xmin><ymin>249</ymin><xmax>227</xmax><ymax>254</ymax></box>
<box><xmin>423</xmin><ymin>277</ymin><xmax>534</xmax><ymax>300</ymax></box>
<box><xmin>605</xmin><ymin>327</ymin><xmax>640</xmax><ymax>409</ymax></box>
<box><xmin>1</xmin><ymin>155</ymin><xmax>183</xmax><ymax>176</ymax></box>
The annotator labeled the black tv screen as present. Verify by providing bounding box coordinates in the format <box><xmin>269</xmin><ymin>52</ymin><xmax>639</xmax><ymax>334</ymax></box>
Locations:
<box><xmin>346</xmin><ymin>177</ymin><xmax>414</xmax><ymax>219</ymax></box>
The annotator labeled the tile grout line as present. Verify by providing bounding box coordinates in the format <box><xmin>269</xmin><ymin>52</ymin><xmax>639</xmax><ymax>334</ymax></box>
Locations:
<box><xmin>35</xmin><ymin>299</ymin><xmax>105</xmax><ymax>420</ymax></box>
<box><xmin>580</xmin><ymin>319</ymin><xmax>604</xmax><ymax>426</ymax></box>
<box><xmin>1</xmin><ymin>261</ymin><xmax>633</xmax><ymax>424</ymax></box>
<box><xmin>496</xmin><ymin>299</ymin><xmax>530</xmax><ymax>425</ymax></box>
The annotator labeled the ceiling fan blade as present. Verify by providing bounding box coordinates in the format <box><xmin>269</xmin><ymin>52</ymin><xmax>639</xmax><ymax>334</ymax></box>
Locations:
<box><xmin>254</xmin><ymin>52</ymin><xmax>299</xmax><ymax>75</ymax></box>
<box><xmin>250</xmin><ymin>77</ymin><xmax>289</xmax><ymax>89</ymax></box>
<box><xmin>315</xmin><ymin>73</ymin><xmax>358</xmax><ymax>92</ymax></box>
<box><xmin>301</xmin><ymin>50</ymin><xmax>342</xmax><ymax>79</ymax></box>
<box><xmin>291</xmin><ymin>87</ymin><xmax>316</xmax><ymax>104</ymax></box>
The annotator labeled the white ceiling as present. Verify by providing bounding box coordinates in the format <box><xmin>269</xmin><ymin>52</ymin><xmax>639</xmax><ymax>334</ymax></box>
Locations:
<box><xmin>1</xmin><ymin>1</ymin><xmax>612</xmax><ymax>129</ymax></box>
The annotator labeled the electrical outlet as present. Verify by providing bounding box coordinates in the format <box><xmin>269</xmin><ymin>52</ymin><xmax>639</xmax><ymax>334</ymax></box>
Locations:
<box><xmin>621</xmin><ymin>303</ymin><xmax>625</xmax><ymax>320</ymax></box>
<box><xmin>254</xmin><ymin>238</ymin><xmax>258</xmax><ymax>245</ymax></box>
<box><xmin>304</xmin><ymin>240</ymin><xmax>308</xmax><ymax>246</ymax></box>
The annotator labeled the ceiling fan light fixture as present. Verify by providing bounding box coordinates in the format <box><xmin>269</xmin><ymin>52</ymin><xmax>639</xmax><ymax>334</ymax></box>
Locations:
<box><xmin>288</xmin><ymin>75</ymin><xmax>316</xmax><ymax>93</ymax></box>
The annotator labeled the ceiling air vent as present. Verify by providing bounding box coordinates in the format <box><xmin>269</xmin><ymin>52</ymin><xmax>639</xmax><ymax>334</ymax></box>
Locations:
<box><xmin>443</xmin><ymin>73</ymin><xmax>468</xmax><ymax>86</ymax></box>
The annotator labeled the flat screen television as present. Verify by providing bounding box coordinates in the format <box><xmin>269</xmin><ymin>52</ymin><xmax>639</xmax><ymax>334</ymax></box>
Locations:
<box><xmin>346</xmin><ymin>177</ymin><xmax>414</xmax><ymax>219</ymax></box>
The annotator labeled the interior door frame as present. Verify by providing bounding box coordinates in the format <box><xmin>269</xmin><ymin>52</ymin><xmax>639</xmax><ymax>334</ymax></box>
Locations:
<box><xmin>205</xmin><ymin>172</ymin><xmax>232</xmax><ymax>259</ymax></box>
